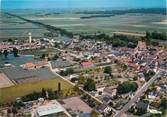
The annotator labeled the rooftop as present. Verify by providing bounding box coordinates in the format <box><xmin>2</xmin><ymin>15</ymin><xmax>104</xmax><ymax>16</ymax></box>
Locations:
<box><xmin>50</xmin><ymin>59</ymin><xmax>73</xmax><ymax>69</ymax></box>
<box><xmin>0</xmin><ymin>67</ymin><xmax>56</xmax><ymax>81</ymax></box>
<box><xmin>33</xmin><ymin>100</ymin><xmax>69</xmax><ymax>117</ymax></box>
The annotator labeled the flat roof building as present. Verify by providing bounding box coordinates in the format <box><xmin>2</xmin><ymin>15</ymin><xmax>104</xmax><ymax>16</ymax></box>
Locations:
<box><xmin>32</xmin><ymin>100</ymin><xmax>71</xmax><ymax>117</ymax></box>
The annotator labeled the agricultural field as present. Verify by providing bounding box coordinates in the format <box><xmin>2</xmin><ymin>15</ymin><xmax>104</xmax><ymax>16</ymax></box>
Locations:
<box><xmin>0</xmin><ymin>12</ymin><xmax>48</xmax><ymax>40</ymax></box>
<box><xmin>15</xmin><ymin>10</ymin><xmax>167</xmax><ymax>33</ymax></box>
<box><xmin>1</xmin><ymin>9</ymin><xmax>166</xmax><ymax>40</ymax></box>
<box><xmin>0</xmin><ymin>78</ymin><xmax>74</xmax><ymax>103</ymax></box>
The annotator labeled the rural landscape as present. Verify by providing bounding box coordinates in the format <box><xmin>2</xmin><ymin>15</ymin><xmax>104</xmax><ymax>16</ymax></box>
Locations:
<box><xmin>0</xmin><ymin>0</ymin><xmax>167</xmax><ymax>117</ymax></box>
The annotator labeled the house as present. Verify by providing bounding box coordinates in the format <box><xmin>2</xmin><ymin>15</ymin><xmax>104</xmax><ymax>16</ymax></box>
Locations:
<box><xmin>22</xmin><ymin>61</ymin><xmax>36</xmax><ymax>70</ymax></box>
<box><xmin>138</xmin><ymin>73</ymin><xmax>145</xmax><ymax>82</ymax></box>
<box><xmin>148</xmin><ymin>92</ymin><xmax>159</xmax><ymax>100</ymax></box>
<box><xmin>160</xmin><ymin>84</ymin><xmax>167</xmax><ymax>93</ymax></box>
<box><xmin>103</xmin><ymin>86</ymin><xmax>117</xmax><ymax>97</ymax></box>
<box><xmin>101</xmin><ymin>95</ymin><xmax>111</xmax><ymax>104</ymax></box>
<box><xmin>136</xmin><ymin>41</ymin><xmax>146</xmax><ymax>51</ymax></box>
<box><xmin>97</xmin><ymin>104</ymin><xmax>112</xmax><ymax>116</ymax></box>
<box><xmin>80</xmin><ymin>61</ymin><xmax>94</xmax><ymax>68</ymax></box>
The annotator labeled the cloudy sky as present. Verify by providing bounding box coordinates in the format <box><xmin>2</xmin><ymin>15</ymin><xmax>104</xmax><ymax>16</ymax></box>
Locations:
<box><xmin>1</xmin><ymin>0</ymin><xmax>166</xmax><ymax>9</ymax></box>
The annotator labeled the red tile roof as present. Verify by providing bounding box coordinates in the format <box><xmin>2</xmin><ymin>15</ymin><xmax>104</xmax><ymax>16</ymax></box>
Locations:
<box><xmin>81</xmin><ymin>61</ymin><xmax>94</xmax><ymax>67</ymax></box>
<box><xmin>23</xmin><ymin>62</ymin><xmax>35</xmax><ymax>69</ymax></box>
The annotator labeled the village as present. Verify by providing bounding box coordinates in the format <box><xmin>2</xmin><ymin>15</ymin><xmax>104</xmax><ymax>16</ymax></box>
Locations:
<box><xmin>0</xmin><ymin>32</ymin><xmax>167</xmax><ymax>117</ymax></box>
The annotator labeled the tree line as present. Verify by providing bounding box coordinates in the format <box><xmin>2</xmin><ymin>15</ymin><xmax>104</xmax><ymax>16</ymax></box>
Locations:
<box><xmin>0</xmin><ymin>48</ymin><xmax>19</xmax><ymax>59</ymax></box>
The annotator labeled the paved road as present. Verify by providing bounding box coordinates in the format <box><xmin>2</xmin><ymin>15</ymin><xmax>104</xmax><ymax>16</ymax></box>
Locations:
<box><xmin>114</xmin><ymin>71</ymin><xmax>163</xmax><ymax>117</ymax></box>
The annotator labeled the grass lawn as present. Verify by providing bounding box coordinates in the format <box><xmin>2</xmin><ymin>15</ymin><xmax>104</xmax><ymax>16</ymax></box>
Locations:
<box><xmin>0</xmin><ymin>78</ymin><xmax>73</xmax><ymax>103</ymax></box>
<box><xmin>0</xmin><ymin>57</ymin><xmax>13</xmax><ymax>62</ymax></box>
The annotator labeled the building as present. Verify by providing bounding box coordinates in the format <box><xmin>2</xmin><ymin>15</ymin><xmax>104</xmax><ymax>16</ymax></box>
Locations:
<box><xmin>136</xmin><ymin>41</ymin><xmax>146</xmax><ymax>51</ymax></box>
<box><xmin>50</xmin><ymin>59</ymin><xmax>73</xmax><ymax>72</ymax></box>
<box><xmin>22</xmin><ymin>61</ymin><xmax>48</xmax><ymax>70</ymax></box>
<box><xmin>97</xmin><ymin>104</ymin><xmax>112</xmax><ymax>116</ymax></box>
<box><xmin>103</xmin><ymin>86</ymin><xmax>117</xmax><ymax>97</ymax></box>
<box><xmin>80</xmin><ymin>61</ymin><xmax>94</xmax><ymax>68</ymax></box>
<box><xmin>0</xmin><ymin>67</ymin><xmax>56</xmax><ymax>84</ymax></box>
<box><xmin>22</xmin><ymin>61</ymin><xmax>36</xmax><ymax>70</ymax></box>
<box><xmin>32</xmin><ymin>100</ymin><xmax>71</xmax><ymax>117</ymax></box>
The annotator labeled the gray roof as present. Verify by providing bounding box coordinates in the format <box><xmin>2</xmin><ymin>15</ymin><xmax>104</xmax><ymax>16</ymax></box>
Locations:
<box><xmin>0</xmin><ymin>67</ymin><xmax>56</xmax><ymax>80</ymax></box>
<box><xmin>50</xmin><ymin>59</ymin><xmax>73</xmax><ymax>69</ymax></box>
<box><xmin>79</xmin><ymin>113</ymin><xmax>91</xmax><ymax>117</ymax></box>
<box><xmin>98</xmin><ymin>104</ymin><xmax>108</xmax><ymax>111</ymax></box>
<box><xmin>0</xmin><ymin>54</ymin><xmax>36</xmax><ymax>67</ymax></box>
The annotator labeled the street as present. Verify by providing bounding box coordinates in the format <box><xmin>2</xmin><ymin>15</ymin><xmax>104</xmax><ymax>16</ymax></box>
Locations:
<box><xmin>114</xmin><ymin>70</ymin><xmax>163</xmax><ymax>117</ymax></box>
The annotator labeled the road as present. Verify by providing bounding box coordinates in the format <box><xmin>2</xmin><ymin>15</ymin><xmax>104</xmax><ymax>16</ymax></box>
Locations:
<box><xmin>48</xmin><ymin>61</ymin><xmax>117</xmax><ymax>113</ymax></box>
<box><xmin>114</xmin><ymin>70</ymin><xmax>163</xmax><ymax>117</ymax></box>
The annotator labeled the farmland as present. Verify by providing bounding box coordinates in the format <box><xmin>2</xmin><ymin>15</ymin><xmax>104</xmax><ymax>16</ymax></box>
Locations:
<box><xmin>0</xmin><ymin>78</ymin><xmax>74</xmax><ymax>103</ymax></box>
<box><xmin>0</xmin><ymin>12</ymin><xmax>47</xmax><ymax>40</ymax></box>
<box><xmin>26</xmin><ymin>12</ymin><xmax>167</xmax><ymax>34</ymax></box>
<box><xmin>1</xmin><ymin>9</ymin><xmax>166</xmax><ymax>40</ymax></box>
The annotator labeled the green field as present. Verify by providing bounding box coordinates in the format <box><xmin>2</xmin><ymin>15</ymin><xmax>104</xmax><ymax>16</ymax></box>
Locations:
<box><xmin>0</xmin><ymin>78</ymin><xmax>74</xmax><ymax>103</ymax></box>
<box><xmin>1</xmin><ymin>10</ymin><xmax>166</xmax><ymax>40</ymax></box>
<box><xmin>0</xmin><ymin>12</ymin><xmax>48</xmax><ymax>40</ymax></box>
<box><xmin>23</xmin><ymin>11</ymin><xmax>167</xmax><ymax>34</ymax></box>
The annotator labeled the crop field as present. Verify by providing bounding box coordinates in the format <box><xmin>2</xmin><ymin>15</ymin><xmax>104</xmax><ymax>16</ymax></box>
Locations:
<box><xmin>1</xmin><ymin>9</ymin><xmax>166</xmax><ymax>40</ymax></box>
<box><xmin>0</xmin><ymin>78</ymin><xmax>74</xmax><ymax>103</ymax></box>
<box><xmin>0</xmin><ymin>12</ymin><xmax>48</xmax><ymax>40</ymax></box>
<box><xmin>21</xmin><ymin>10</ymin><xmax>167</xmax><ymax>34</ymax></box>
<box><xmin>113</xmin><ymin>31</ymin><xmax>145</xmax><ymax>37</ymax></box>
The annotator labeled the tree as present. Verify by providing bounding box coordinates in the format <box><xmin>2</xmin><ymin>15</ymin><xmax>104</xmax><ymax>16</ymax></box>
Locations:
<box><xmin>8</xmin><ymin>38</ymin><xmax>15</xmax><ymax>44</ymax></box>
<box><xmin>90</xmin><ymin>110</ymin><xmax>98</xmax><ymax>117</ymax></box>
<box><xmin>41</xmin><ymin>54</ymin><xmax>46</xmax><ymax>59</ymax></box>
<box><xmin>58</xmin><ymin>82</ymin><xmax>61</xmax><ymax>93</ymax></box>
<box><xmin>144</xmin><ymin>71</ymin><xmax>155</xmax><ymax>81</ymax></box>
<box><xmin>3</xmin><ymin>50</ymin><xmax>8</xmax><ymax>59</ymax></box>
<box><xmin>78</xmin><ymin>76</ymin><xmax>85</xmax><ymax>84</ymax></box>
<box><xmin>117</xmin><ymin>81</ymin><xmax>138</xmax><ymax>94</ymax></box>
<box><xmin>145</xmin><ymin>38</ymin><xmax>151</xmax><ymax>45</ymax></box>
<box><xmin>83</xmin><ymin>79</ymin><xmax>96</xmax><ymax>91</ymax></box>
<box><xmin>12</xmin><ymin>107</ymin><xmax>17</xmax><ymax>114</ymax></box>
<box><xmin>13</xmin><ymin>48</ymin><xmax>19</xmax><ymax>57</ymax></box>
<box><xmin>52</xmin><ymin>54</ymin><xmax>59</xmax><ymax>60</ymax></box>
<box><xmin>54</xmin><ymin>42</ymin><xmax>59</xmax><ymax>48</ymax></box>
<box><xmin>0</xmin><ymin>51</ymin><xmax>2</xmax><ymax>58</ymax></box>
<box><xmin>160</xmin><ymin>98</ymin><xmax>167</xmax><ymax>109</ymax></box>
<box><xmin>41</xmin><ymin>88</ymin><xmax>46</xmax><ymax>98</ymax></box>
<box><xmin>146</xmin><ymin>31</ymin><xmax>151</xmax><ymax>38</ymax></box>
<box><xmin>65</xmin><ymin>68</ymin><xmax>74</xmax><ymax>75</ymax></box>
<box><xmin>60</xmin><ymin>68</ymin><xmax>74</xmax><ymax>76</ymax></box>
<box><xmin>104</xmin><ymin>66</ymin><xmax>112</xmax><ymax>75</ymax></box>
